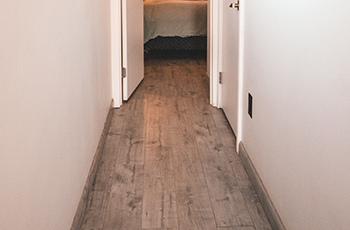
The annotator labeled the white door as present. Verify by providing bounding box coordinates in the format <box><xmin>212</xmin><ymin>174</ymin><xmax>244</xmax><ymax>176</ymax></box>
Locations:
<box><xmin>220</xmin><ymin>0</ymin><xmax>240</xmax><ymax>134</ymax></box>
<box><xmin>122</xmin><ymin>0</ymin><xmax>144</xmax><ymax>100</ymax></box>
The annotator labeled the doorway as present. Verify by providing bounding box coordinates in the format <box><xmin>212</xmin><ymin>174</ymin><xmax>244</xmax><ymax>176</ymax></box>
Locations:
<box><xmin>116</xmin><ymin>0</ymin><xmax>216</xmax><ymax>106</ymax></box>
<box><xmin>143</xmin><ymin>0</ymin><xmax>208</xmax><ymax>60</ymax></box>
<box><xmin>113</xmin><ymin>0</ymin><xmax>241</xmax><ymax>138</ymax></box>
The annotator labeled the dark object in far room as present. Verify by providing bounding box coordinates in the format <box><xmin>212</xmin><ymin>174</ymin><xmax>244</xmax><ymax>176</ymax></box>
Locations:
<box><xmin>144</xmin><ymin>36</ymin><xmax>207</xmax><ymax>60</ymax></box>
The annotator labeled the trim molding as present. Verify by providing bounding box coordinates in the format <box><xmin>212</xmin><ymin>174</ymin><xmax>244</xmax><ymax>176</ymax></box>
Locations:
<box><xmin>209</xmin><ymin>0</ymin><xmax>220</xmax><ymax>107</ymax></box>
<box><xmin>70</xmin><ymin>100</ymin><xmax>115</xmax><ymax>230</ymax></box>
<box><xmin>238</xmin><ymin>141</ymin><xmax>286</xmax><ymax>230</ymax></box>
<box><xmin>111</xmin><ymin>0</ymin><xmax>123</xmax><ymax>108</ymax></box>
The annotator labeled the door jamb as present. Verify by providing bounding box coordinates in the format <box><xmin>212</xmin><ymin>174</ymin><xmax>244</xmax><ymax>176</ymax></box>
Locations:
<box><xmin>111</xmin><ymin>0</ymin><xmax>122</xmax><ymax>108</ymax></box>
<box><xmin>237</xmin><ymin>0</ymin><xmax>245</xmax><ymax>151</ymax></box>
<box><xmin>209</xmin><ymin>0</ymin><xmax>220</xmax><ymax>108</ymax></box>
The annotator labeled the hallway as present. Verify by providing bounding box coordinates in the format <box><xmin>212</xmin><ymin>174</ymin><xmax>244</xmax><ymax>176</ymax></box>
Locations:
<box><xmin>78</xmin><ymin>56</ymin><xmax>272</xmax><ymax>230</ymax></box>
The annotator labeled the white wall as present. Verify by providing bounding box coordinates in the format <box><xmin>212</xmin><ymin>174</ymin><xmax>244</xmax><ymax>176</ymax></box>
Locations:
<box><xmin>0</xmin><ymin>0</ymin><xmax>112</xmax><ymax>229</ymax></box>
<box><xmin>241</xmin><ymin>1</ymin><xmax>350</xmax><ymax>229</ymax></box>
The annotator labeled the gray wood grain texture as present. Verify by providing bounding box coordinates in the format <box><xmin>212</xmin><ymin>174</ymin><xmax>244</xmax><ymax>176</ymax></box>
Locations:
<box><xmin>103</xmin><ymin>163</ymin><xmax>144</xmax><ymax>229</ymax></box>
<box><xmin>192</xmin><ymin>113</ymin><xmax>253</xmax><ymax>227</ymax></box>
<box><xmin>218</xmin><ymin>227</ymin><xmax>256</xmax><ymax>230</ymax></box>
<box><xmin>142</xmin><ymin>93</ymin><xmax>178</xmax><ymax>229</ymax></box>
<box><xmin>103</xmin><ymin>98</ymin><xmax>147</xmax><ymax>230</ymax></box>
<box><xmin>74</xmin><ymin>58</ymin><xmax>273</xmax><ymax>230</ymax></box>
<box><xmin>170</xmin><ymin>125</ymin><xmax>217</xmax><ymax>230</ymax></box>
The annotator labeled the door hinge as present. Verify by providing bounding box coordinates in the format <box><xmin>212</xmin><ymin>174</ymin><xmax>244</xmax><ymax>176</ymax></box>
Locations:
<box><xmin>234</xmin><ymin>0</ymin><xmax>240</xmax><ymax>10</ymax></box>
<box><xmin>122</xmin><ymin>67</ymin><xmax>127</xmax><ymax>78</ymax></box>
<box><xmin>219</xmin><ymin>72</ymin><xmax>223</xmax><ymax>84</ymax></box>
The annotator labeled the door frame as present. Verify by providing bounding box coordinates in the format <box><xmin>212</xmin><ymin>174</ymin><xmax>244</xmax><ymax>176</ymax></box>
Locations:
<box><xmin>111</xmin><ymin>0</ymin><xmax>222</xmax><ymax>108</ymax></box>
<box><xmin>111</xmin><ymin>0</ymin><xmax>122</xmax><ymax>108</ymax></box>
<box><xmin>209</xmin><ymin>0</ymin><xmax>220</xmax><ymax>107</ymax></box>
<box><xmin>236</xmin><ymin>0</ymin><xmax>245</xmax><ymax>150</ymax></box>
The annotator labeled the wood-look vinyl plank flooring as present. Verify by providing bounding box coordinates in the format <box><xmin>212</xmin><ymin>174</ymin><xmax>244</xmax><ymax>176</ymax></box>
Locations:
<box><xmin>78</xmin><ymin>57</ymin><xmax>272</xmax><ymax>230</ymax></box>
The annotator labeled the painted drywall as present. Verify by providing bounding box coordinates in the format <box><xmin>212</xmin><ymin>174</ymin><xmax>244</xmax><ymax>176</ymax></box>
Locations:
<box><xmin>241</xmin><ymin>0</ymin><xmax>350</xmax><ymax>229</ymax></box>
<box><xmin>0</xmin><ymin>0</ymin><xmax>112</xmax><ymax>229</ymax></box>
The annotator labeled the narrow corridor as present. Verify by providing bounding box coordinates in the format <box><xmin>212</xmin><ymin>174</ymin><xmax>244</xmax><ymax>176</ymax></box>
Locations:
<box><xmin>78</xmin><ymin>55</ymin><xmax>272</xmax><ymax>230</ymax></box>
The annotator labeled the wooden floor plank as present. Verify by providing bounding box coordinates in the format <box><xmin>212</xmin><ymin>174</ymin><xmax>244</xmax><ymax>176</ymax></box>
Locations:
<box><xmin>209</xmin><ymin>106</ymin><xmax>240</xmax><ymax>163</ymax></box>
<box><xmin>80</xmin><ymin>135</ymin><xmax>122</xmax><ymax>229</ymax></box>
<box><xmin>230</xmin><ymin>161</ymin><xmax>272</xmax><ymax>230</ymax></box>
<box><xmin>145</xmin><ymin>95</ymin><xmax>169</xmax><ymax>127</ymax></box>
<box><xmin>80</xmin><ymin>191</ymin><xmax>108</xmax><ymax>230</ymax></box>
<box><xmin>142</xmin><ymin>93</ymin><xmax>178</xmax><ymax>229</ymax></box>
<box><xmin>192</xmin><ymin>113</ymin><xmax>253</xmax><ymax>227</ymax></box>
<box><xmin>144</xmin><ymin>228</ymin><xmax>178</xmax><ymax>230</ymax></box>
<box><xmin>168</xmin><ymin>95</ymin><xmax>216</xmax><ymax>229</ymax></box>
<box><xmin>80</xmin><ymin>109</ymin><xmax>127</xmax><ymax>230</ymax></box>
<box><xmin>116</xmin><ymin>99</ymin><xmax>147</xmax><ymax>166</ymax></box>
<box><xmin>217</xmin><ymin>227</ymin><xmax>255</xmax><ymax>230</ymax></box>
<box><xmin>102</xmin><ymin>98</ymin><xmax>147</xmax><ymax>229</ymax></box>
<box><xmin>103</xmin><ymin>164</ymin><xmax>144</xmax><ymax>230</ymax></box>
<box><xmin>168</xmin><ymin>62</ymin><xmax>217</xmax><ymax>229</ymax></box>
<box><xmin>170</xmin><ymin>128</ymin><xmax>217</xmax><ymax>230</ymax></box>
<box><xmin>216</xmin><ymin>125</ymin><xmax>240</xmax><ymax>163</ymax></box>
<box><xmin>142</xmin><ymin>144</ymin><xmax>178</xmax><ymax>229</ymax></box>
